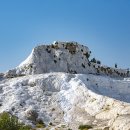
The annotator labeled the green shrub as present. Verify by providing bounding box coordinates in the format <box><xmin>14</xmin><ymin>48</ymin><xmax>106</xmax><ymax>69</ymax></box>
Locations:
<box><xmin>0</xmin><ymin>112</ymin><xmax>31</xmax><ymax>130</ymax></box>
<box><xmin>49</xmin><ymin>122</ymin><xmax>53</xmax><ymax>125</ymax></box>
<box><xmin>91</xmin><ymin>58</ymin><xmax>96</xmax><ymax>63</ymax></box>
<box><xmin>36</xmin><ymin>118</ymin><xmax>45</xmax><ymax>128</ymax></box>
<box><xmin>36</xmin><ymin>123</ymin><xmax>45</xmax><ymax>128</ymax></box>
<box><xmin>19</xmin><ymin>125</ymin><xmax>31</xmax><ymax>130</ymax></box>
<box><xmin>84</xmin><ymin>52</ymin><xmax>90</xmax><ymax>59</ymax></box>
<box><xmin>54</xmin><ymin>60</ymin><xmax>57</xmax><ymax>63</ymax></box>
<box><xmin>78</xmin><ymin>124</ymin><xmax>93</xmax><ymax>130</ymax></box>
<box><xmin>51</xmin><ymin>108</ymin><xmax>55</xmax><ymax>111</ymax></box>
<box><xmin>97</xmin><ymin>60</ymin><xmax>101</xmax><ymax>64</ymax></box>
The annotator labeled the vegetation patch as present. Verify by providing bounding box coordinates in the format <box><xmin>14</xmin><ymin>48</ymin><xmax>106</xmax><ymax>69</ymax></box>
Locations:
<box><xmin>97</xmin><ymin>60</ymin><xmax>101</xmax><ymax>64</ymax></box>
<box><xmin>36</xmin><ymin>123</ymin><xmax>45</xmax><ymax>128</ymax></box>
<box><xmin>46</xmin><ymin>48</ymin><xmax>51</xmax><ymax>53</ymax></box>
<box><xmin>83</xmin><ymin>52</ymin><xmax>90</xmax><ymax>59</ymax></box>
<box><xmin>78</xmin><ymin>124</ymin><xmax>93</xmax><ymax>130</ymax></box>
<box><xmin>91</xmin><ymin>58</ymin><xmax>96</xmax><ymax>63</ymax></box>
<box><xmin>51</xmin><ymin>44</ymin><xmax>59</xmax><ymax>49</ymax></box>
<box><xmin>65</xmin><ymin>42</ymin><xmax>77</xmax><ymax>54</ymax></box>
<box><xmin>0</xmin><ymin>112</ymin><xmax>31</xmax><ymax>130</ymax></box>
<box><xmin>61</xmin><ymin>125</ymin><xmax>66</xmax><ymax>128</ymax></box>
<box><xmin>49</xmin><ymin>122</ymin><xmax>53</xmax><ymax>126</ymax></box>
<box><xmin>54</xmin><ymin>60</ymin><xmax>57</xmax><ymax>63</ymax></box>
<box><xmin>51</xmin><ymin>108</ymin><xmax>55</xmax><ymax>111</ymax></box>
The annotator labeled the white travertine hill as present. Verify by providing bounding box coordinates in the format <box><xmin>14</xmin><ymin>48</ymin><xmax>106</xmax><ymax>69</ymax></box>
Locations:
<box><xmin>18</xmin><ymin>41</ymin><xmax>92</xmax><ymax>75</ymax></box>
<box><xmin>4</xmin><ymin>41</ymin><xmax>129</xmax><ymax>78</ymax></box>
<box><xmin>1</xmin><ymin>73</ymin><xmax>130</xmax><ymax>130</ymax></box>
<box><xmin>1</xmin><ymin>41</ymin><xmax>130</xmax><ymax>129</ymax></box>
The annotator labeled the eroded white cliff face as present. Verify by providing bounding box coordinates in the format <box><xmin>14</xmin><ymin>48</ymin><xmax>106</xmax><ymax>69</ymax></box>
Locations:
<box><xmin>4</xmin><ymin>41</ymin><xmax>129</xmax><ymax>78</ymax></box>
<box><xmin>17</xmin><ymin>41</ymin><xmax>92</xmax><ymax>75</ymax></box>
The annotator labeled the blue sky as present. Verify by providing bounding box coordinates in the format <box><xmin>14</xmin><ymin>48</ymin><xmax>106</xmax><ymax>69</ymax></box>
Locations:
<box><xmin>0</xmin><ymin>0</ymin><xmax>130</xmax><ymax>72</ymax></box>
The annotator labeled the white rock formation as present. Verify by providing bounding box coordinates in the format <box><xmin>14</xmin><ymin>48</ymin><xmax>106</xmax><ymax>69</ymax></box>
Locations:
<box><xmin>1</xmin><ymin>73</ymin><xmax>130</xmax><ymax>129</ymax></box>
<box><xmin>1</xmin><ymin>41</ymin><xmax>130</xmax><ymax>130</ymax></box>
<box><xmin>4</xmin><ymin>41</ymin><xmax>129</xmax><ymax>78</ymax></box>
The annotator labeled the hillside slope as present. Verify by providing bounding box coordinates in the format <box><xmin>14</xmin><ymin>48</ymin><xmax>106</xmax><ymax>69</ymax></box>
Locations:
<box><xmin>1</xmin><ymin>41</ymin><xmax>130</xmax><ymax>130</ymax></box>
<box><xmin>1</xmin><ymin>73</ymin><xmax>130</xmax><ymax>129</ymax></box>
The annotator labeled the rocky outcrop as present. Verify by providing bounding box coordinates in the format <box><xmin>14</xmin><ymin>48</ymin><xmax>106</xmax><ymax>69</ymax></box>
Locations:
<box><xmin>4</xmin><ymin>41</ymin><xmax>129</xmax><ymax>78</ymax></box>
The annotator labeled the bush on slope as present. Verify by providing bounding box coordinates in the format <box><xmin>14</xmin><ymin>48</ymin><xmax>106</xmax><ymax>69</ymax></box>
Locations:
<box><xmin>0</xmin><ymin>112</ymin><xmax>31</xmax><ymax>130</ymax></box>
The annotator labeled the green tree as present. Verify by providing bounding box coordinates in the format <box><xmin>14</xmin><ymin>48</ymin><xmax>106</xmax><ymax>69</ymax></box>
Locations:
<box><xmin>0</xmin><ymin>112</ymin><xmax>31</xmax><ymax>130</ymax></box>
